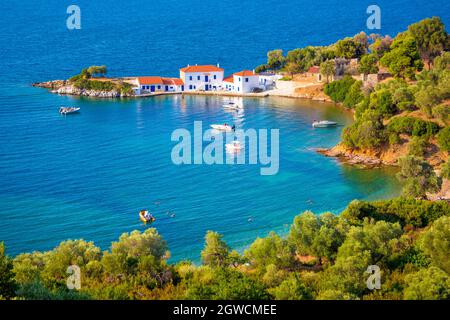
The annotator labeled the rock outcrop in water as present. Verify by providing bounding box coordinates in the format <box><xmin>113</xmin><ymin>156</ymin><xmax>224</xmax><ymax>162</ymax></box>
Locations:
<box><xmin>32</xmin><ymin>80</ymin><xmax>133</xmax><ymax>98</ymax></box>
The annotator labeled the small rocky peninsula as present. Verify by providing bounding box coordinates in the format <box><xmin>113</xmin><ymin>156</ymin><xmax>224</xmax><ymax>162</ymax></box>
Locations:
<box><xmin>32</xmin><ymin>79</ymin><xmax>134</xmax><ymax>98</ymax></box>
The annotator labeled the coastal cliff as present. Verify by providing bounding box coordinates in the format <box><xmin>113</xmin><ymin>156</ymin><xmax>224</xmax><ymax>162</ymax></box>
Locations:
<box><xmin>32</xmin><ymin>80</ymin><xmax>134</xmax><ymax>98</ymax></box>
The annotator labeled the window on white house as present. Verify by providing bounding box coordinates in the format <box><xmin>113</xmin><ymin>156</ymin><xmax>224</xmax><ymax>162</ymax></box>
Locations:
<box><xmin>197</xmin><ymin>76</ymin><xmax>200</xmax><ymax>80</ymax></box>
<box><xmin>214</xmin><ymin>75</ymin><xmax>217</xmax><ymax>79</ymax></box>
<box><xmin>189</xmin><ymin>76</ymin><xmax>192</xmax><ymax>80</ymax></box>
<box><xmin>245</xmin><ymin>78</ymin><xmax>249</xmax><ymax>82</ymax></box>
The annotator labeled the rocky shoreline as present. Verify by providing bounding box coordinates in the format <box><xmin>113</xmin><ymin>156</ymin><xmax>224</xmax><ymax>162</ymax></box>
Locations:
<box><xmin>32</xmin><ymin>80</ymin><xmax>133</xmax><ymax>98</ymax></box>
<box><xmin>316</xmin><ymin>144</ymin><xmax>396</xmax><ymax>167</ymax></box>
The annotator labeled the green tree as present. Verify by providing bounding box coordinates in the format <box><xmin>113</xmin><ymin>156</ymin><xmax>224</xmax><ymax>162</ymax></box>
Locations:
<box><xmin>369</xmin><ymin>35</ymin><xmax>393</xmax><ymax>58</ymax></box>
<box><xmin>267</xmin><ymin>49</ymin><xmax>285</xmax><ymax>70</ymax></box>
<box><xmin>288</xmin><ymin>211</ymin><xmax>320</xmax><ymax>255</ymax></box>
<box><xmin>286</xmin><ymin>47</ymin><xmax>320</xmax><ymax>72</ymax></box>
<box><xmin>101</xmin><ymin>228</ymin><xmax>170</xmax><ymax>290</ymax></box>
<box><xmin>393</xmin><ymin>86</ymin><xmax>416</xmax><ymax>111</ymax></box>
<box><xmin>433</xmin><ymin>51</ymin><xmax>450</xmax><ymax>71</ymax></box>
<box><xmin>408</xmin><ymin>136</ymin><xmax>428</xmax><ymax>157</ymax></box>
<box><xmin>201</xmin><ymin>231</ymin><xmax>230</xmax><ymax>268</ymax></box>
<box><xmin>419</xmin><ymin>216</ymin><xmax>450</xmax><ymax>273</ymax></box>
<box><xmin>269</xmin><ymin>274</ymin><xmax>311</xmax><ymax>300</ymax></box>
<box><xmin>0</xmin><ymin>242</ymin><xmax>16</xmax><ymax>299</ymax></box>
<box><xmin>320</xmin><ymin>60</ymin><xmax>335</xmax><ymax>83</ymax></box>
<box><xmin>368</xmin><ymin>89</ymin><xmax>397</xmax><ymax>118</ymax></box>
<box><xmin>335</xmin><ymin>38</ymin><xmax>366</xmax><ymax>59</ymax></box>
<box><xmin>437</xmin><ymin>127</ymin><xmax>450</xmax><ymax>152</ymax></box>
<box><xmin>185</xmin><ymin>267</ymin><xmax>270</xmax><ymax>300</ymax></box>
<box><xmin>404</xmin><ymin>266</ymin><xmax>450</xmax><ymax>299</ymax></box>
<box><xmin>432</xmin><ymin>104</ymin><xmax>449</xmax><ymax>124</ymax></box>
<box><xmin>359</xmin><ymin>54</ymin><xmax>379</xmax><ymax>75</ymax></box>
<box><xmin>284</xmin><ymin>61</ymin><xmax>302</xmax><ymax>78</ymax></box>
<box><xmin>397</xmin><ymin>156</ymin><xmax>441</xmax><ymax>199</ymax></box>
<box><xmin>380</xmin><ymin>35</ymin><xmax>424</xmax><ymax>79</ymax></box>
<box><xmin>320</xmin><ymin>220</ymin><xmax>402</xmax><ymax>296</ymax></box>
<box><xmin>408</xmin><ymin>17</ymin><xmax>449</xmax><ymax>68</ymax></box>
<box><xmin>415</xmin><ymin>87</ymin><xmax>442</xmax><ymax>117</ymax></box>
<box><xmin>245</xmin><ymin>232</ymin><xmax>294</xmax><ymax>272</ymax></box>
<box><xmin>441</xmin><ymin>160</ymin><xmax>450</xmax><ymax>179</ymax></box>
<box><xmin>87</xmin><ymin>65</ymin><xmax>107</xmax><ymax>77</ymax></box>
<box><xmin>343</xmin><ymin>80</ymin><xmax>364</xmax><ymax>108</ymax></box>
<box><xmin>342</xmin><ymin>110</ymin><xmax>387</xmax><ymax>149</ymax></box>
<box><xmin>311</xmin><ymin>213</ymin><xmax>347</xmax><ymax>263</ymax></box>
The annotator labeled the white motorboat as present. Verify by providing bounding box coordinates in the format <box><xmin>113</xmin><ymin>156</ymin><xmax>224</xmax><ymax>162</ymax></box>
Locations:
<box><xmin>312</xmin><ymin>120</ymin><xmax>338</xmax><ymax>128</ymax></box>
<box><xmin>226</xmin><ymin>140</ymin><xmax>242</xmax><ymax>152</ymax></box>
<box><xmin>210</xmin><ymin>124</ymin><xmax>235</xmax><ymax>131</ymax></box>
<box><xmin>223</xmin><ymin>102</ymin><xmax>242</xmax><ymax>110</ymax></box>
<box><xmin>59</xmin><ymin>107</ymin><xmax>80</xmax><ymax>115</ymax></box>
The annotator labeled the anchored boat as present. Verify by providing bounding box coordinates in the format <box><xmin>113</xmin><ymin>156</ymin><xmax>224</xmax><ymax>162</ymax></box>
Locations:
<box><xmin>139</xmin><ymin>210</ymin><xmax>155</xmax><ymax>224</ymax></box>
<box><xmin>59</xmin><ymin>107</ymin><xmax>80</xmax><ymax>115</ymax></box>
<box><xmin>312</xmin><ymin>120</ymin><xmax>338</xmax><ymax>128</ymax></box>
<box><xmin>223</xmin><ymin>102</ymin><xmax>242</xmax><ymax>110</ymax></box>
<box><xmin>210</xmin><ymin>124</ymin><xmax>235</xmax><ymax>131</ymax></box>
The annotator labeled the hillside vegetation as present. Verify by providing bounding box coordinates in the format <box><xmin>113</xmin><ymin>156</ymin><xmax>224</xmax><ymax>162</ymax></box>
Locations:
<box><xmin>1</xmin><ymin>198</ymin><xmax>449</xmax><ymax>300</ymax></box>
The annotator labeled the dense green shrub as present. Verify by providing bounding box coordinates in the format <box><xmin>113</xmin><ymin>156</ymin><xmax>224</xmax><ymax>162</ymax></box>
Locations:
<box><xmin>368</xmin><ymin>89</ymin><xmax>397</xmax><ymax>118</ymax></box>
<box><xmin>432</xmin><ymin>104</ymin><xmax>449</xmax><ymax>123</ymax></box>
<box><xmin>441</xmin><ymin>160</ymin><xmax>450</xmax><ymax>179</ymax></box>
<box><xmin>73</xmin><ymin>79</ymin><xmax>116</xmax><ymax>91</ymax></box>
<box><xmin>342</xmin><ymin>110</ymin><xmax>386</xmax><ymax>149</ymax></box>
<box><xmin>387</xmin><ymin>116</ymin><xmax>441</xmax><ymax>137</ymax></box>
<box><xmin>324</xmin><ymin>76</ymin><xmax>356</xmax><ymax>103</ymax></box>
<box><xmin>408</xmin><ymin>136</ymin><xmax>428</xmax><ymax>157</ymax></box>
<box><xmin>380</xmin><ymin>35</ymin><xmax>424</xmax><ymax>79</ymax></box>
<box><xmin>343</xmin><ymin>80</ymin><xmax>364</xmax><ymax>108</ymax></box>
<box><xmin>437</xmin><ymin>127</ymin><xmax>450</xmax><ymax>152</ymax></box>
<box><xmin>397</xmin><ymin>156</ymin><xmax>441</xmax><ymax>199</ymax></box>
<box><xmin>0</xmin><ymin>243</ymin><xmax>17</xmax><ymax>299</ymax></box>
<box><xmin>393</xmin><ymin>86</ymin><xmax>416</xmax><ymax>111</ymax></box>
<box><xmin>341</xmin><ymin>198</ymin><xmax>450</xmax><ymax>228</ymax></box>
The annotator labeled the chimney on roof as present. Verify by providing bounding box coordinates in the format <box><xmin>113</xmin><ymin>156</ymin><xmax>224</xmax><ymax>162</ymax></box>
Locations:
<box><xmin>188</xmin><ymin>64</ymin><xmax>190</xmax><ymax>67</ymax></box>
<box><xmin>217</xmin><ymin>63</ymin><xmax>220</xmax><ymax>68</ymax></box>
<box><xmin>253</xmin><ymin>69</ymin><xmax>255</xmax><ymax>74</ymax></box>
<box><xmin>196</xmin><ymin>64</ymin><xmax>198</xmax><ymax>66</ymax></box>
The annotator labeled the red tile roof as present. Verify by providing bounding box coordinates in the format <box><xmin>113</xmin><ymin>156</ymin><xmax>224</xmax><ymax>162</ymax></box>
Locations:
<box><xmin>180</xmin><ymin>65</ymin><xmax>224</xmax><ymax>73</ymax></box>
<box><xmin>137</xmin><ymin>76</ymin><xmax>164</xmax><ymax>85</ymax></box>
<box><xmin>308</xmin><ymin>66</ymin><xmax>320</xmax><ymax>74</ymax></box>
<box><xmin>234</xmin><ymin>70</ymin><xmax>256</xmax><ymax>77</ymax></box>
<box><xmin>223</xmin><ymin>76</ymin><xmax>234</xmax><ymax>83</ymax></box>
<box><xmin>162</xmin><ymin>78</ymin><xmax>184</xmax><ymax>86</ymax></box>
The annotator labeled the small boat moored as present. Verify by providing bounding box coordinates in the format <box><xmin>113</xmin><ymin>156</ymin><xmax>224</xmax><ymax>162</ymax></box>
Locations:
<box><xmin>223</xmin><ymin>102</ymin><xmax>242</xmax><ymax>110</ymax></box>
<box><xmin>139</xmin><ymin>210</ymin><xmax>155</xmax><ymax>224</ymax></box>
<box><xmin>210</xmin><ymin>124</ymin><xmax>235</xmax><ymax>132</ymax></box>
<box><xmin>312</xmin><ymin>120</ymin><xmax>338</xmax><ymax>128</ymax></box>
<box><xmin>59</xmin><ymin>107</ymin><xmax>80</xmax><ymax>115</ymax></box>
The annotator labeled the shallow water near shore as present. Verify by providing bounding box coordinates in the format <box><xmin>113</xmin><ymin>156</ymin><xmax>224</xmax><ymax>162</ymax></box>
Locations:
<box><xmin>1</xmin><ymin>0</ymin><xmax>443</xmax><ymax>260</ymax></box>
<box><xmin>0</xmin><ymin>87</ymin><xmax>401</xmax><ymax>261</ymax></box>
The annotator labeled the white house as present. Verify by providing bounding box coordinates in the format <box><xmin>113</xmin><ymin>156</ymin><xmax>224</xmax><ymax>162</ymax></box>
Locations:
<box><xmin>133</xmin><ymin>77</ymin><xmax>184</xmax><ymax>94</ymax></box>
<box><xmin>258</xmin><ymin>72</ymin><xmax>282</xmax><ymax>90</ymax></box>
<box><xmin>223</xmin><ymin>70</ymin><xmax>260</xmax><ymax>93</ymax></box>
<box><xmin>180</xmin><ymin>65</ymin><xmax>224</xmax><ymax>91</ymax></box>
<box><xmin>162</xmin><ymin>77</ymin><xmax>185</xmax><ymax>92</ymax></box>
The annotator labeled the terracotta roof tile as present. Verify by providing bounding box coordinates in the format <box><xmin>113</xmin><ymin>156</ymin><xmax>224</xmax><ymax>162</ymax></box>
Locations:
<box><xmin>180</xmin><ymin>65</ymin><xmax>224</xmax><ymax>73</ymax></box>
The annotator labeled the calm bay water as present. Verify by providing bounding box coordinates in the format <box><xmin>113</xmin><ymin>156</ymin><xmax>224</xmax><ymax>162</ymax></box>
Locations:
<box><xmin>0</xmin><ymin>0</ymin><xmax>448</xmax><ymax>261</ymax></box>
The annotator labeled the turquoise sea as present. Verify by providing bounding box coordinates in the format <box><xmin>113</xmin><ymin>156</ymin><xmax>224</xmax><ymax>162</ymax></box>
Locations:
<box><xmin>0</xmin><ymin>0</ymin><xmax>448</xmax><ymax>261</ymax></box>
